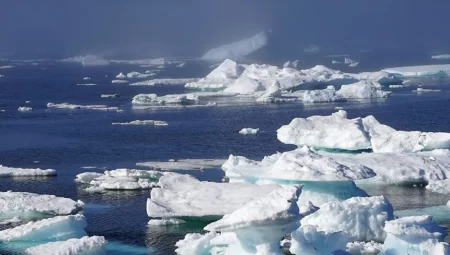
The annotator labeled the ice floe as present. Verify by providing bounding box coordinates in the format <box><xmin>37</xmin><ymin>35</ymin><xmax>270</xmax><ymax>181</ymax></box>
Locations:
<box><xmin>277</xmin><ymin>110</ymin><xmax>450</xmax><ymax>153</ymax></box>
<box><xmin>201</xmin><ymin>31</ymin><xmax>268</xmax><ymax>60</ymax></box>
<box><xmin>431</xmin><ymin>54</ymin><xmax>450</xmax><ymax>60</ymax></box>
<box><xmin>25</xmin><ymin>236</ymin><xmax>107</xmax><ymax>255</ymax></box>
<box><xmin>130</xmin><ymin>78</ymin><xmax>199</xmax><ymax>86</ymax></box>
<box><xmin>337</xmin><ymin>80</ymin><xmax>391</xmax><ymax>99</ymax></box>
<box><xmin>147</xmin><ymin>173</ymin><xmax>280</xmax><ymax>218</ymax></box>
<box><xmin>148</xmin><ymin>218</ymin><xmax>186</xmax><ymax>226</ymax></box>
<box><xmin>111</xmin><ymin>79</ymin><xmax>128</xmax><ymax>84</ymax></box>
<box><xmin>185</xmin><ymin>59</ymin><xmax>242</xmax><ymax>90</ymax></box>
<box><xmin>0</xmin><ymin>65</ymin><xmax>14</xmax><ymax>69</ymax></box>
<box><xmin>126</xmin><ymin>71</ymin><xmax>156</xmax><ymax>79</ymax></box>
<box><xmin>82</xmin><ymin>77</ymin><xmax>91</xmax><ymax>80</ymax></box>
<box><xmin>100</xmin><ymin>94</ymin><xmax>119</xmax><ymax>98</ymax></box>
<box><xmin>112</xmin><ymin>120</ymin><xmax>168</xmax><ymax>126</ymax></box>
<box><xmin>383</xmin><ymin>64</ymin><xmax>450</xmax><ymax>78</ymax></box>
<box><xmin>77</xmin><ymin>83</ymin><xmax>97</xmax><ymax>86</ymax></box>
<box><xmin>290</xmin><ymin>225</ymin><xmax>352</xmax><ymax>255</ymax></box>
<box><xmin>382</xmin><ymin>215</ymin><xmax>449</xmax><ymax>255</ymax></box>
<box><xmin>18</xmin><ymin>106</ymin><xmax>32</xmax><ymax>112</ymax></box>
<box><xmin>47</xmin><ymin>103</ymin><xmax>119</xmax><ymax>111</ymax></box>
<box><xmin>283</xmin><ymin>60</ymin><xmax>300</xmax><ymax>68</ymax></box>
<box><xmin>61</xmin><ymin>55</ymin><xmax>109</xmax><ymax>67</ymax></box>
<box><xmin>0</xmin><ymin>214</ymin><xmax>87</xmax><ymax>242</ymax></box>
<box><xmin>175</xmin><ymin>232</ymin><xmax>220</xmax><ymax>255</ymax></box>
<box><xmin>132</xmin><ymin>93</ymin><xmax>199</xmax><ymax>105</ymax></box>
<box><xmin>0</xmin><ymin>191</ymin><xmax>83</xmax><ymax>219</ymax></box>
<box><xmin>300</xmin><ymin>196</ymin><xmax>394</xmax><ymax>242</ymax></box>
<box><xmin>238</xmin><ymin>128</ymin><xmax>259</xmax><ymax>135</ymax></box>
<box><xmin>413</xmin><ymin>88</ymin><xmax>442</xmax><ymax>93</ymax></box>
<box><xmin>0</xmin><ymin>165</ymin><xmax>56</xmax><ymax>177</ymax></box>
<box><xmin>136</xmin><ymin>159</ymin><xmax>225</xmax><ymax>171</ymax></box>
<box><xmin>115</xmin><ymin>73</ymin><xmax>126</xmax><ymax>79</ymax></box>
<box><xmin>345</xmin><ymin>57</ymin><xmax>359</xmax><ymax>67</ymax></box>
<box><xmin>346</xmin><ymin>241</ymin><xmax>383</xmax><ymax>255</ymax></box>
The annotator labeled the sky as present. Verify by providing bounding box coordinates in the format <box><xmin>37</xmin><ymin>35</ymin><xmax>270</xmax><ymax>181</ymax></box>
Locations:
<box><xmin>1</xmin><ymin>0</ymin><xmax>449</xmax><ymax>59</ymax></box>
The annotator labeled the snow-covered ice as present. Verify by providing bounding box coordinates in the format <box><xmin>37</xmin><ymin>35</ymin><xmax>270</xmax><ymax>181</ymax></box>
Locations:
<box><xmin>300</xmin><ymin>196</ymin><xmax>394</xmax><ymax>242</ymax></box>
<box><xmin>47</xmin><ymin>103</ymin><xmax>119</xmax><ymax>111</ymax></box>
<box><xmin>238</xmin><ymin>128</ymin><xmax>259</xmax><ymax>135</ymax></box>
<box><xmin>337</xmin><ymin>80</ymin><xmax>391</xmax><ymax>99</ymax></box>
<box><xmin>290</xmin><ymin>225</ymin><xmax>352</xmax><ymax>255</ymax></box>
<box><xmin>147</xmin><ymin>173</ymin><xmax>280</xmax><ymax>218</ymax></box>
<box><xmin>426</xmin><ymin>179</ymin><xmax>450</xmax><ymax>195</ymax></box>
<box><xmin>383</xmin><ymin>64</ymin><xmax>450</xmax><ymax>78</ymax></box>
<box><xmin>201</xmin><ymin>31</ymin><xmax>268</xmax><ymax>60</ymax></box>
<box><xmin>136</xmin><ymin>159</ymin><xmax>226</xmax><ymax>171</ymax></box>
<box><xmin>126</xmin><ymin>71</ymin><xmax>156</xmax><ymax>79</ymax></box>
<box><xmin>25</xmin><ymin>236</ymin><xmax>107</xmax><ymax>255</ymax></box>
<box><xmin>0</xmin><ymin>191</ymin><xmax>83</xmax><ymax>218</ymax></box>
<box><xmin>0</xmin><ymin>215</ymin><xmax>87</xmax><ymax>242</ymax></box>
<box><xmin>346</xmin><ymin>241</ymin><xmax>383</xmax><ymax>255</ymax></box>
<box><xmin>382</xmin><ymin>215</ymin><xmax>449</xmax><ymax>255</ymax></box>
<box><xmin>0</xmin><ymin>165</ymin><xmax>56</xmax><ymax>177</ymax></box>
<box><xmin>148</xmin><ymin>218</ymin><xmax>186</xmax><ymax>226</ymax></box>
<box><xmin>131</xmin><ymin>93</ymin><xmax>199</xmax><ymax>105</ymax></box>
<box><xmin>112</xmin><ymin>120</ymin><xmax>168</xmax><ymax>126</ymax></box>
<box><xmin>175</xmin><ymin>232</ymin><xmax>220</xmax><ymax>255</ymax></box>
<box><xmin>185</xmin><ymin>59</ymin><xmax>242</xmax><ymax>90</ymax></box>
<box><xmin>18</xmin><ymin>106</ymin><xmax>33</xmax><ymax>112</ymax></box>
<box><xmin>130</xmin><ymin>78</ymin><xmax>199</xmax><ymax>86</ymax></box>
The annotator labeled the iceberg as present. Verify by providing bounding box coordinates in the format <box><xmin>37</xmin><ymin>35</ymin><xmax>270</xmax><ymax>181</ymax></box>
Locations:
<box><xmin>126</xmin><ymin>71</ymin><xmax>156</xmax><ymax>79</ymax></box>
<box><xmin>382</xmin><ymin>64</ymin><xmax>450</xmax><ymax>78</ymax></box>
<box><xmin>112</xmin><ymin>120</ymin><xmax>168</xmax><ymax>126</ymax></box>
<box><xmin>175</xmin><ymin>232</ymin><xmax>220</xmax><ymax>255</ymax></box>
<box><xmin>0</xmin><ymin>191</ymin><xmax>83</xmax><ymax>220</ymax></box>
<box><xmin>131</xmin><ymin>93</ymin><xmax>198</xmax><ymax>105</ymax></box>
<box><xmin>111</xmin><ymin>79</ymin><xmax>128</xmax><ymax>84</ymax></box>
<box><xmin>130</xmin><ymin>78</ymin><xmax>199</xmax><ymax>86</ymax></box>
<box><xmin>203</xmin><ymin>186</ymin><xmax>302</xmax><ymax>255</ymax></box>
<box><xmin>147</xmin><ymin>173</ymin><xmax>280</xmax><ymax>218</ymax></box>
<box><xmin>300</xmin><ymin>196</ymin><xmax>394</xmax><ymax>242</ymax></box>
<box><xmin>346</xmin><ymin>241</ymin><xmax>382</xmax><ymax>255</ymax></box>
<box><xmin>136</xmin><ymin>159</ymin><xmax>226</xmax><ymax>171</ymax></box>
<box><xmin>413</xmin><ymin>88</ymin><xmax>442</xmax><ymax>93</ymax></box>
<box><xmin>432</xmin><ymin>54</ymin><xmax>450</xmax><ymax>60</ymax></box>
<box><xmin>100</xmin><ymin>94</ymin><xmax>119</xmax><ymax>98</ymax></box>
<box><xmin>0</xmin><ymin>215</ymin><xmax>87</xmax><ymax>242</ymax></box>
<box><xmin>295</xmin><ymin>86</ymin><xmax>346</xmax><ymax>103</ymax></box>
<box><xmin>382</xmin><ymin>215</ymin><xmax>448</xmax><ymax>255</ymax></box>
<box><xmin>337</xmin><ymin>80</ymin><xmax>391</xmax><ymax>99</ymax></box>
<box><xmin>201</xmin><ymin>31</ymin><xmax>268</xmax><ymax>60</ymax></box>
<box><xmin>18</xmin><ymin>106</ymin><xmax>32</xmax><ymax>112</ymax></box>
<box><xmin>289</xmin><ymin>225</ymin><xmax>352</xmax><ymax>255</ymax></box>
<box><xmin>283</xmin><ymin>60</ymin><xmax>300</xmax><ymax>68</ymax></box>
<box><xmin>238</xmin><ymin>128</ymin><xmax>259</xmax><ymax>135</ymax></box>
<box><xmin>185</xmin><ymin>59</ymin><xmax>243</xmax><ymax>90</ymax></box>
<box><xmin>25</xmin><ymin>236</ymin><xmax>107</xmax><ymax>255</ymax></box>
<box><xmin>0</xmin><ymin>165</ymin><xmax>56</xmax><ymax>177</ymax></box>
<box><xmin>60</xmin><ymin>55</ymin><xmax>109</xmax><ymax>67</ymax></box>
<box><xmin>47</xmin><ymin>103</ymin><xmax>119</xmax><ymax>111</ymax></box>
<box><xmin>115</xmin><ymin>73</ymin><xmax>126</xmax><ymax>79</ymax></box>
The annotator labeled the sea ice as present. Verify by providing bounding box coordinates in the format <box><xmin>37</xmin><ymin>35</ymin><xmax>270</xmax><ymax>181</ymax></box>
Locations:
<box><xmin>301</xmin><ymin>196</ymin><xmax>394</xmax><ymax>242</ymax></box>
<box><xmin>18</xmin><ymin>106</ymin><xmax>33</xmax><ymax>112</ymax></box>
<box><xmin>175</xmin><ymin>232</ymin><xmax>220</xmax><ymax>255</ymax></box>
<box><xmin>77</xmin><ymin>83</ymin><xmax>97</xmax><ymax>86</ymax></box>
<box><xmin>0</xmin><ymin>165</ymin><xmax>56</xmax><ymax>177</ymax></box>
<box><xmin>346</xmin><ymin>241</ymin><xmax>383</xmax><ymax>255</ymax></box>
<box><xmin>296</xmin><ymin>86</ymin><xmax>347</xmax><ymax>103</ymax></box>
<box><xmin>185</xmin><ymin>59</ymin><xmax>242</xmax><ymax>90</ymax></box>
<box><xmin>115</xmin><ymin>73</ymin><xmax>126</xmax><ymax>79</ymax></box>
<box><xmin>136</xmin><ymin>159</ymin><xmax>226</xmax><ymax>171</ymax></box>
<box><xmin>61</xmin><ymin>55</ymin><xmax>109</xmax><ymax>67</ymax></box>
<box><xmin>130</xmin><ymin>78</ymin><xmax>199</xmax><ymax>86</ymax></box>
<box><xmin>203</xmin><ymin>186</ymin><xmax>302</xmax><ymax>255</ymax></box>
<box><xmin>100</xmin><ymin>94</ymin><xmax>119</xmax><ymax>98</ymax></box>
<box><xmin>146</xmin><ymin>173</ymin><xmax>280</xmax><ymax>218</ymax></box>
<box><xmin>201</xmin><ymin>31</ymin><xmax>268</xmax><ymax>60</ymax></box>
<box><xmin>25</xmin><ymin>236</ymin><xmax>107</xmax><ymax>255</ymax></box>
<box><xmin>0</xmin><ymin>191</ymin><xmax>83</xmax><ymax>218</ymax></box>
<box><xmin>82</xmin><ymin>77</ymin><xmax>91</xmax><ymax>80</ymax></box>
<box><xmin>382</xmin><ymin>215</ymin><xmax>449</xmax><ymax>255</ymax></box>
<box><xmin>337</xmin><ymin>80</ymin><xmax>391</xmax><ymax>99</ymax></box>
<box><xmin>148</xmin><ymin>218</ymin><xmax>185</xmax><ymax>226</ymax></box>
<box><xmin>413</xmin><ymin>88</ymin><xmax>442</xmax><ymax>93</ymax></box>
<box><xmin>0</xmin><ymin>65</ymin><xmax>14</xmax><ymax>69</ymax></box>
<box><xmin>426</xmin><ymin>179</ymin><xmax>450</xmax><ymax>195</ymax></box>
<box><xmin>0</xmin><ymin>215</ymin><xmax>87</xmax><ymax>242</ymax></box>
<box><xmin>111</xmin><ymin>79</ymin><xmax>128</xmax><ymax>84</ymax></box>
<box><xmin>112</xmin><ymin>120</ymin><xmax>168</xmax><ymax>126</ymax></box>
<box><xmin>432</xmin><ymin>54</ymin><xmax>450</xmax><ymax>60</ymax></box>
<box><xmin>131</xmin><ymin>93</ymin><xmax>198</xmax><ymax>105</ymax></box>
<box><xmin>126</xmin><ymin>71</ymin><xmax>156</xmax><ymax>79</ymax></box>
<box><xmin>238</xmin><ymin>128</ymin><xmax>259</xmax><ymax>135</ymax></box>
<box><xmin>47</xmin><ymin>103</ymin><xmax>119</xmax><ymax>111</ymax></box>
<box><xmin>382</xmin><ymin>64</ymin><xmax>450</xmax><ymax>78</ymax></box>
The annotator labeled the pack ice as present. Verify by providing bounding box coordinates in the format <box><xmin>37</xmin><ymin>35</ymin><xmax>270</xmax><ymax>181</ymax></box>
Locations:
<box><xmin>146</xmin><ymin>173</ymin><xmax>281</xmax><ymax>219</ymax></box>
<box><xmin>25</xmin><ymin>236</ymin><xmax>107</xmax><ymax>255</ymax></box>
<box><xmin>0</xmin><ymin>165</ymin><xmax>56</xmax><ymax>177</ymax></box>
<box><xmin>277</xmin><ymin>110</ymin><xmax>450</xmax><ymax>153</ymax></box>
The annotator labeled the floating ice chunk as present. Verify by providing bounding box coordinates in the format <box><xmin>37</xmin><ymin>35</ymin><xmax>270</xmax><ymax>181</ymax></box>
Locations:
<box><xmin>126</xmin><ymin>71</ymin><xmax>156</xmax><ymax>79</ymax></box>
<box><xmin>18</xmin><ymin>106</ymin><xmax>33</xmax><ymax>112</ymax></box>
<box><xmin>61</xmin><ymin>55</ymin><xmax>109</xmax><ymax>66</ymax></box>
<box><xmin>321</xmin><ymin>150</ymin><xmax>450</xmax><ymax>185</ymax></box>
<box><xmin>82</xmin><ymin>77</ymin><xmax>91</xmax><ymax>80</ymax></box>
<box><xmin>389</xmin><ymin>84</ymin><xmax>410</xmax><ymax>88</ymax></box>
<box><xmin>175</xmin><ymin>232</ymin><xmax>220</xmax><ymax>255</ymax></box>
<box><xmin>186</xmin><ymin>59</ymin><xmax>242</xmax><ymax>90</ymax></box>
<box><xmin>115</xmin><ymin>73</ymin><xmax>126</xmax><ymax>79</ymax></box>
<box><xmin>0</xmin><ymin>165</ymin><xmax>56</xmax><ymax>177</ymax></box>
<box><xmin>131</xmin><ymin>93</ymin><xmax>198</xmax><ymax>105</ymax></box>
<box><xmin>332</xmin><ymin>60</ymin><xmax>341</xmax><ymax>64</ymax></box>
<box><xmin>300</xmin><ymin>196</ymin><xmax>394</xmax><ymax>242</ymax></box>
<box><xmin>432</xmin><ymin>54</ymin><xmax>450</xmax><ymax>60</ymax></box>
<box><xmin>223</xmin><ymin>76</ymin><xmax>265</xmax><ymax>94</ymax></box>
<box><xmin>0</xmin><ymin>217</ymin><xmax>21</xmax><ymax>225</ymax></box>
<box><xmin>25</xmin><ymin>236</ymin><xmax>107</xmax><ymax>255</ymax></box>
<box><xmin>148</xmin><ymin>218</ymin><xmax>185</xmax><ymax>225</ymax></box>
<box><xmin>111</xmin><ymin>79</ymin><xmax>128</xmax><ymax>84</ymax></box>
<box><xmin>382</xmin><ymin>64</ymin><xmax>450</xmax><ymax>78</ymax></box>
<box><xmin>413</xmin><ymin>88</ymin><xmax>442</xmax><ymax>93</ymax></box>
<box><xmin>352</xmin><ymin>71</ymin><xmax>402</xmax><ymax>86</ymax></box>
<box><xmin>290</xmin><ymin>225</ymin><xmax>352</xmax><ymax>255</ymax></box>
<box><xmin>147</xmin><ymin>173</ymin><xmax>280</xmax><ymax>218</ymax></box>
<box><xmin>0</xmin><ymin>215</ymin><xmax>87</xmax><ymax>242</ymax></box>
<box><xmin>277</xmin><ymin>111</ymin><xmax>372</xmax><ymax>151</ymax></box>
<box><xmin>130</xmin><ymin>78</ymin><xmax>199</xmax><ymax>86</ymax></box>
<box><xmin>283</xmin><ymin>60</ymin><xmax>300</xmax><ymax>68</ymax></box>
<box><xmin>0</xmin><ymin>65</ymin><xmax>14</xmax><ymax>69</ymax></box>
<box><xmin>201</xmin><ymin>31</ymin><xmax>268</xmax><ymax>60</ymax></box>
<box><xmin>382</xmin><ymin>215</ymin><xmax>448</xmax><ymax>255</ymax></box>
<box><xmin>136</xmin><ymin>159</ymin><xmax>226</xmax><ymax>171</ymax></box>
<box><xmin>110</xmin><ymin>58</ymin><xmax>166</xmax><ymax>66</ymax></box>
<box><xmin>112</xmin><ymin>120</ymin><xmax>168</xmax><ymax>126</ymax></box>
<box><xmin>104</xmin><ymin>168</ymin><xmax>164</xmax><ymax>179</ymax></box>
<box><xmin>47</xmin><ymin>102</ymin><xmax>119</xmax><ymax>111</ymax></box>
<box><xmin>238</xmin><ymin>128</ymin><xmax>259</xmax><ymax>135</ymax></box>
<box><xmin>426</xmin><ymin>179</ymin><xmax>450</xmax><ymax>195</ymax></box>
<box><xmin>75</xmin><ymin>172</ymin><xmax>104</xmax><ymax>184</ymax></box>
<box><xmin>346</xmin><ymin>241</ymin><xmax>382</xmax><ymax>255</ymax></box>
<box><xmin>204</xmin><ymin>186</ymin><xmax>302</xmax><ymax>255</ymax></box>
<box><xmin>77</xmin><ymin>83</ymin><xmax>97</xmax><ymax>86</ymax></box>
<box><xmin>177</xmin><ymin>62</ymin><xmax>186</xmax><ymax>68</ymax></box>
<box><xmin>298</xmin><ymin>86</ymin><xmax>346</xmax><ymax>103</ymax></box>
<box><xmin>100</xmin><ymin>94</ymin><xmax>119</xmax><ymax>98</ymax></box>
<box><xmin>345</xmin><ymin>58</ymin><xmax>358</xmax><ymax>66</ymax></box>
<box><xmin>337</xmin><ymin>80</ymin><xmax>391</xmax><ymax>99</ymax></box>
<box><xmin>0</xmin><ymin>191</ymin><xmax>83</xmax><ymax>218</ymax></box>
<box><xmin>349</xmin><ymin>62</ymin><xmax>359</xmax><ymax>67</ymax></box>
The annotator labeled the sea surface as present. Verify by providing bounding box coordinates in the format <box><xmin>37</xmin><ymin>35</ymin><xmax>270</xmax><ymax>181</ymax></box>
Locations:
<box><xmin>1</xmin><ymin>61</ymin><xmax>450</xmax><ymax>254</ymax></box>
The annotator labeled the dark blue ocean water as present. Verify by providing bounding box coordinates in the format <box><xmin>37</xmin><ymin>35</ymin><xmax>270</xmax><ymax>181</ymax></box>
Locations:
<box><xmin>1</xmin><ymin>61</ymin><xmax>450</xmax><ymax>254</ymax></box>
